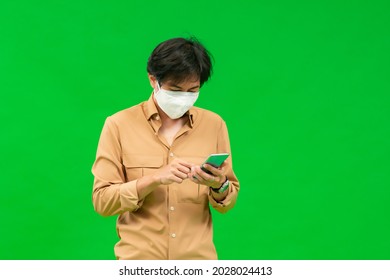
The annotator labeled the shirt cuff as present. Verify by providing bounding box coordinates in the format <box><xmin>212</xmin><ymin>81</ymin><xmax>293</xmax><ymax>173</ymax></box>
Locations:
<box><xmin>208</xmin><ymin>182</ymin><xmax>235</xmax><ymax>211</ymax></box>
<box><xmin>119</xmin><ymin>179</ymin><xmax>144</xmax><ymax>212</ymax></box>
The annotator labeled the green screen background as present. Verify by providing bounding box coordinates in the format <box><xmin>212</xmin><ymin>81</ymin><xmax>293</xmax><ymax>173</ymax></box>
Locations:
<box><xmin>1</xmin><ymin>0</ymin><xmax>389</xmax><ymax>260</ymax></box>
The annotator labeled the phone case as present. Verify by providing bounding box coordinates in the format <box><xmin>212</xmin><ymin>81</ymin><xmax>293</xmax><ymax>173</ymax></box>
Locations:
<box><xmin>201</xmin><ymin>153</ymin><xmax>229</xmax><ymax>175</ymax></box>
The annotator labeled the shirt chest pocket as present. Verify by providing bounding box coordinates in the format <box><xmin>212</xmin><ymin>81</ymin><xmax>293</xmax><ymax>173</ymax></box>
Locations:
<box><xmin>175</xmin><ymin>156</ymin><xmax>209</xmax><ymax>204</ymax></box>
<box><xmin>176</xmin><ymin>183</ymin><xmax>209</xmax><ymax>204</ymax></box>
<box><xmin>122</xmin><ymin>154</ymin><xmax>164</xmax><ymax>182</ymax></box>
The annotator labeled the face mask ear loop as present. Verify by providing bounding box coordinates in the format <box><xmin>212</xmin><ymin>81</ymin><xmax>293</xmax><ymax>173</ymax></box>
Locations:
<box><xmin>154</xmin><ymin>80</ymin><xmax>161</xmax><ymax>94</ymax></box>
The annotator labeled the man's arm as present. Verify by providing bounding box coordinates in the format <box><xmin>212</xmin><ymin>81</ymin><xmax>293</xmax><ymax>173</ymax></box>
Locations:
<box><xmin>208</xmin><ymin>119</ymin><xmax>240</xmax><ymax>214</ymax></box>
<box><xmin>91</xmin><ymin>117</ymin><xmax>145</xmax><ymax>217</ymax></box>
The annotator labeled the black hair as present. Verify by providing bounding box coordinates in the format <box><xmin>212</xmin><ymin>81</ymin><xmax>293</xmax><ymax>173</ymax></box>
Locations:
<box><xmin>147</xmin><ymin>37</ymin><xmax>213</xmax><ymax>87</ymax></box>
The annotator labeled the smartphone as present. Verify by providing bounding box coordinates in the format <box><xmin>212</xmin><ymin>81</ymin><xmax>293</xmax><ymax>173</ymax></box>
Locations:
<box><xmin>201</xmin><ymin>153</ymin><xmax>229</xmax><ymax>175</ymax></box>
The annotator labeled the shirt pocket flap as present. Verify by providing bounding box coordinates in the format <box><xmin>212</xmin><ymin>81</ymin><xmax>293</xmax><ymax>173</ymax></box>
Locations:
<box><xmin>122</xmin><ymin>154</ymin><xmax>164</xmax><ymax>168</ymax></box>
<box><xmin>182</xmin><ymin>156</ymin><xmax>207</xmax><ymax>166</ymax></box>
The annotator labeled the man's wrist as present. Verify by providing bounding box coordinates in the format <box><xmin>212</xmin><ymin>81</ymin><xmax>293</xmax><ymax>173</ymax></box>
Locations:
<box><xmin>210</xmin><ymin>177</ymin><xmax>229</xmax><ymax>193</ymax></box>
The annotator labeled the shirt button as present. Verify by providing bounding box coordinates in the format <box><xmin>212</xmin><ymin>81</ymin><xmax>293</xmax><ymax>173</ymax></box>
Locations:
<box><xmin>170</xmin><ymin>206</ymin><xmax>175</xmax><ymax>211</ymax></box>
<box><xmin>171</xmin><ymin>233</ymin><xmax>176</xmax><ymax>238</ymax></box>
<box><xmin>169</xmin><ymin>152</ymin><xmax>174</xmax><ymax>157</ymax></box>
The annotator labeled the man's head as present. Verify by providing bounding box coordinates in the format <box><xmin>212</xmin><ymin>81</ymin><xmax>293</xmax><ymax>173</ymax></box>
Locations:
<box><xmin>147</xmin><ymin>37</ymin><xmax>213</xmax><ymax>88</ymax></box>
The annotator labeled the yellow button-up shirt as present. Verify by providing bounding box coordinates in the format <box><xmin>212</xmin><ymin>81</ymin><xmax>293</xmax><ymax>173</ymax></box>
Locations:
<box><xmin>92</xmin><ymin>94</ymin><xmax>240</xmax><ymax>259</ymax></box>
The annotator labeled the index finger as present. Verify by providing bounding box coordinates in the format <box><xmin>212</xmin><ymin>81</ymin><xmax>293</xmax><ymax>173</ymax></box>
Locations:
<box><xmin>174</xmin><ymin>158</ymin><xmax>194</xmax><ymax>168</ymax></box>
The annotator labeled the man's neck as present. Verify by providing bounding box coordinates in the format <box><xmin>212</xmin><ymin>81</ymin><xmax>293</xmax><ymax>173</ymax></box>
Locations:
<box><xmin>159</xmin><ymin>109</ymin><xmax>187</xmax><ymax>128</ymax></box>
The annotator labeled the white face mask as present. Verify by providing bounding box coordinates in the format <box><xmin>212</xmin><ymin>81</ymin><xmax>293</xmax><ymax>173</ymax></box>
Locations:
<box><xmin>154</xmin><ymin>82</ymin><xmax>199</xmax><ymax>119</ymax></box>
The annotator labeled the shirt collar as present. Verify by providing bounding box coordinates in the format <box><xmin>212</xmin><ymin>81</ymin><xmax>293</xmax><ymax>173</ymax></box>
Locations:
<box><xmin>144</xmin><ymin>93</ymin><xmax>159</xmax><ymax>120</ymax></box>
<box><xmin>143</xmin><ymin>93</ymin><xmax>196</xmax><ymax>128</ymax></box>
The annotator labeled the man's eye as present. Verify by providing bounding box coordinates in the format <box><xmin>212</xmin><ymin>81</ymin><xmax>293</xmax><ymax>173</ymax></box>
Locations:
<box><xmin>170</xmin><ymin>89</ymin><xmax>198</xmax><ymax>92</ymax></box>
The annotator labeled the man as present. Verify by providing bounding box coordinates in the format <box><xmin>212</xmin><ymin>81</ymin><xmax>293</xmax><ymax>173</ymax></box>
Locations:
<box><xmin>92</xmin><ymin>37</ymin><xmax>239</xmax><ymax>260</ymax></box>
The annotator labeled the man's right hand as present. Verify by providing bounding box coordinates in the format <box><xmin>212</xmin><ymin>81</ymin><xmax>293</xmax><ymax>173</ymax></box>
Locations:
<box><xmin>153</xmin><ymin>158</ymin><xmax>193</xmax><ymax>185</ymax></box>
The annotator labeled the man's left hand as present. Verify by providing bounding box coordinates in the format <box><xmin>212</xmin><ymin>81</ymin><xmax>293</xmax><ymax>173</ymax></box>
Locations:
<box><xmin>188</xmin><ymin>162</ymin><xmax>227</xmax><ymax>189</ymax></box>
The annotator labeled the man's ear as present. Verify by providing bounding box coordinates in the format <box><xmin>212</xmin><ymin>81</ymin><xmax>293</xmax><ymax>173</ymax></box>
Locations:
<box><xmin>147</xmin><ymin>73</ymin><xmax>157</xmax><ymax>89</ymax></box>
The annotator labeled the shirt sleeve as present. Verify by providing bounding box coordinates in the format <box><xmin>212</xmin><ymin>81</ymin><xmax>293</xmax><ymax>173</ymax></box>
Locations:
<box><xmin>208</xmin><ymin>119</ymin><xmax>240</xmax><ymax>213</ymax></box>
<box><xmin>91</xmin><ymin>117</ymin><xmax>144</xmax><ymax>217</ymax></box>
